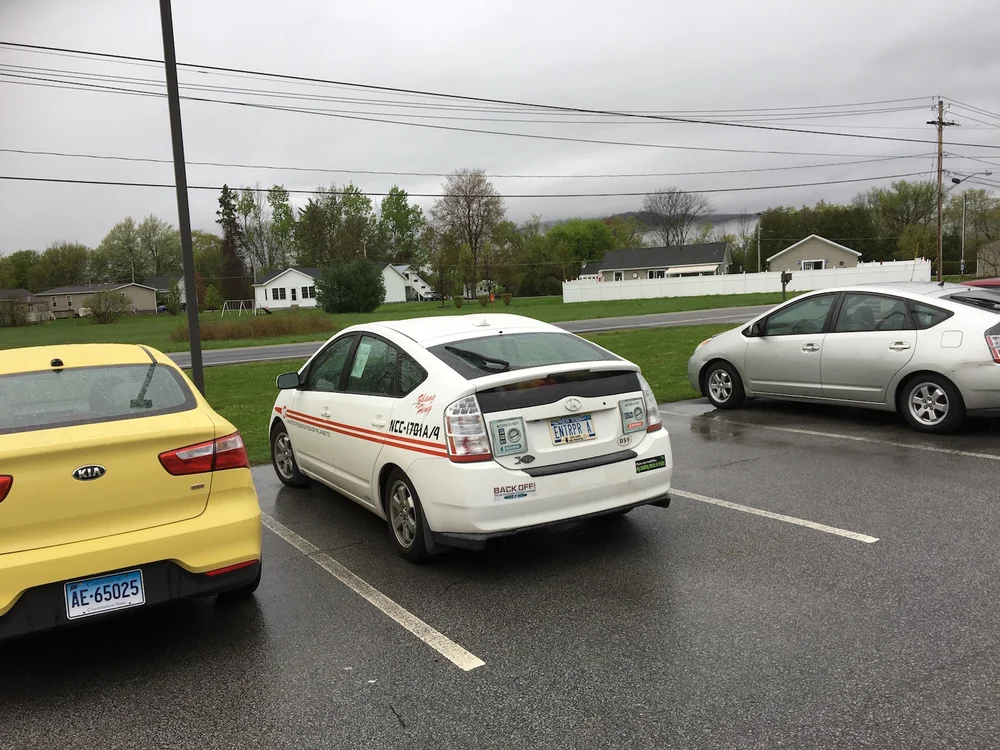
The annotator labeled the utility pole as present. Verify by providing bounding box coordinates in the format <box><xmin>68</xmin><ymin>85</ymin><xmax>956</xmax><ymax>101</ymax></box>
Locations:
<box><xmin>756</xmin><ymin>219</ymin><xmax>761</xmax><ymax>273</ymax></box>
<box><xmin>961</xmin><ymin>193</ymin><xmax>967</xmax><ymax>276</ymax></box>
<box><xmin>928</xmin><ymin>99</ymin><xmax>957</xmax><ymax>282</ymax></box>
<box><xmin>159</xmin><ymin>0</ymin><xmax>204</xmax><ymax>394</ymax></box>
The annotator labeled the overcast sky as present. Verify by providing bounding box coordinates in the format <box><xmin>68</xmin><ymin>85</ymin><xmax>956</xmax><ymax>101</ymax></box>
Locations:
<box><xmin>2</xmin><ymin>0</ymin><xmax>999</xmax><ymax>254</ymax></box>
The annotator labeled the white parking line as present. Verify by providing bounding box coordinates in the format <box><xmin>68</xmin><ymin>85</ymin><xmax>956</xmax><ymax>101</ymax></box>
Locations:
<box><xmin>662</xmin><ymin>412</ymin><xmax>1000</xmax><ymax>462</ymax></box>
<box><xmin>262</xmin><ymin>513</ymin><xmax>486</xmax><ymax>672</ymax></box>
<box><xmin>671</xmin><ymin>489</ymin><xmax>880</xmax><ymax>544</ymax></box>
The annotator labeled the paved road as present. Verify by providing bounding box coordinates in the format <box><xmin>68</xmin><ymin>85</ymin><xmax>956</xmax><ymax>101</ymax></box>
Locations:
<box><xmin>5</xmin><ymin>402</ymin><xmax>999</xmax><ymax>748</ymax></box>
<box><xmin>166</xmin><ymin>304</ymin><xmax>773</xmax><ymax>368</ymax></box>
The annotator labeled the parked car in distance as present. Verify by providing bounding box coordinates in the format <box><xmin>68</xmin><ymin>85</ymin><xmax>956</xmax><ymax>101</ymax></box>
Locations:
<box><xmin>0</xmin><ymin>344</ymin><xmax>262</xmax><ymax>641</ymax></box>
<box><xmin>269</xmin><ymin>314</ymin><xmax>673</xmax><ymax>562</ymax></box>
<box><xmin>688</xmin><ymin>282</ymin><xmax>1000</xmax><ymax>433</ymax></box>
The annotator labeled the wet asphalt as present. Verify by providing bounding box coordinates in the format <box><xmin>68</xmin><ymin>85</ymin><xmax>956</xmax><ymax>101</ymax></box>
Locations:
<box><xmin>2</xmin><ymin>401</ymin><xmax>999</xmax><ymax>749</ymax></box>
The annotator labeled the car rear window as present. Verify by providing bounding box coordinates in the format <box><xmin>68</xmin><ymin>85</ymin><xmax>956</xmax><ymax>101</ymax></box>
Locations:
<box><xmin>947</xmin><ymin>290</ymin><xmax>1000</xmax><ymax>314</ymax></box>
<box><xmin>427</xmin><ymin>332</ymin><xmax>620</xmax><ymax>379</ymax></box>
<box><xmin>0</xmin><ymin>364</ymin><xmax>196</xmax><ymax>435</ymax></box>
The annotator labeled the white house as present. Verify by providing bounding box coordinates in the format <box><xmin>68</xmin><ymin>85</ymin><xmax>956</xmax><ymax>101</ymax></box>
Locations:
<box><xmin>253</xmin><ymin>264</ymin><xmax>415</xmax><ymax>309</ymax></box>
<box><xmin>392</xmin><ymin>264</ymin><xmax>435</xmax><ymax>301</ymax></box>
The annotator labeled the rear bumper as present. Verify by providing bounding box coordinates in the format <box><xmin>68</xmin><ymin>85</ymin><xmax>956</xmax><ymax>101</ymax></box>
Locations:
<box><xmin>0</xmin><ymin>474</ymin><xmax>261</xmax><ymax>621</ymax></box>
<box><xmin>406</xmin><ymin>429</ymin><xmax>673</xmax><ymax>540</ymax></box>
<box><xmin>0</xmin><ymin>559</ymin><xmax>259</xmax><ymax>642</ymax></box>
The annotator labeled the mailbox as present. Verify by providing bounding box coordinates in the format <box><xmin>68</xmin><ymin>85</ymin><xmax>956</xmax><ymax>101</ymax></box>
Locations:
<box><xmin>780</xmin><ymin>271</ymin><xmax>793</xmax><ymax>300</ymax></box>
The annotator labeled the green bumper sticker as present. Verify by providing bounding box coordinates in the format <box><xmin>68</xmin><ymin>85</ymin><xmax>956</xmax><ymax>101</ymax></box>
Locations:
<box><xmin>635</xmin><ymin>455</ymin><xmax>666</xmax><ymax>474</ymax></box>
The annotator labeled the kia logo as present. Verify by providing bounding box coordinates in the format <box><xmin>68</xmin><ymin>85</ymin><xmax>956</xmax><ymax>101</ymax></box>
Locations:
<box><xmin>72</xmin><ymin>465</ymin><xmax>106</xmax><ymax>481</ymax></box>
<box><xmin>565</xmin><ymin>398</ymin><xmax>582</xmax><ymax>412</ymax></box>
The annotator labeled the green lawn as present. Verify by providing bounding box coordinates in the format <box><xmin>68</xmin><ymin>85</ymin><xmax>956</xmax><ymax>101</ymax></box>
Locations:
<box><xmin>0</xmin><ymin>292</ymin><xmax>784</xmax><ymax>354</ymax></box>
<box><xmin>206</xmin><ymin>323</ymin><xmax>732</xmax><ymax>465</ymax></box>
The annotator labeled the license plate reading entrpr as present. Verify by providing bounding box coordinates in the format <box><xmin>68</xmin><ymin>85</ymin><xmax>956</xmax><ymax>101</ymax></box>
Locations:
<box><xmin>549</xmin><ymin>415</ymin><xmax>596</xmax><ymax>445</ymax></box>
<box><xmin>65</xmin><ymin>570</ymin><xmax>145</xmax><ymax>620</ymax></box>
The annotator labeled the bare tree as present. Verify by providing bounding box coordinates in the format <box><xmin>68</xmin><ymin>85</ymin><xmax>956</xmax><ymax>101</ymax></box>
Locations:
<box><xmin>978</xmin><ymin>240</ymin><xmax>1000</xmax><ymax>278</ymax></box>
<box><xmin>430</xmin><ymin>169</ymin><xmax>506</xmax><ymax>297</ymax></box>
<box><xmin>642</xmin><ymin>187</ymin><xmax>714</xmax><ymax>246</ymax></box>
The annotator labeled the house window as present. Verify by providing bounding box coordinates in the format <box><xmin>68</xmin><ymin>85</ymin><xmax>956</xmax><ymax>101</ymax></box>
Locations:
<box><xmin>302</xmin><ymin>286</ymin><xmax>316</xmax><ymax>299</ymax></box>
<box><xmin>613</xmin><ymin>271</ymin><xmax>624</xmax><ymax>281</ymax></box>
<box><xmin>647</xmin><ymin>270</ymin><xmax>665</xmax><ymax>279</ymax></box>
<box><xmin>67</xmin><ymin>296</ymin><xmax>73</xmax><ymax>307</ymax></box>
<box><xmin>263</xmin><ymin>289</ymin><xmax>268</xmax><ymax>301</ymax></box>
<box><xmin>801</xmin><ymin>259</ymin><xmax>827</xmax><ymax>270</ymax></box>
<box><xmin>51</xmin><ymin>296</ymin><xmax>57</xmax><ymax>308</ymax></box>
<box><xmin>291</xmin><ymin>288</ymin><xmax>297</xmax><ymax>302</ymax></box>
<box><xmin>274</xmin><ymin>287</ymin><xmax>287</xmax><ymax>300</ymax></box>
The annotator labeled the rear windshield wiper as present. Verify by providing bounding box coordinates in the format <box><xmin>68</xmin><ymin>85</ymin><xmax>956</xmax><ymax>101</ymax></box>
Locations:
<box><xmin>444</xmin><ymin>345</ymin><xmax>510</xmax><ymax>373</ymax></box>
<box><xmin>950</xmin><ymin>294</ymin><xmax>1000</xmax><ymax>312</ymax></box>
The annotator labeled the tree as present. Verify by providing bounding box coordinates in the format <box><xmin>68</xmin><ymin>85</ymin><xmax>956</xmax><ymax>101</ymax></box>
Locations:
<box><xmin>217</xmin><ymin>185</ymin><xmax>250</xmax><ymax>302</ymax></box>
<box><xmin>203</xmin><ymin>285</ymin><xmax>224</xmax><ymax>311</ymax></box>
<box><xmin>268</xmin><ymin>185</ymin><xmax>296</xmax><ymax>269</ymax></box>
<box><xmin>604</xmin><ymin>215</ymin><xmax>647</xmax><ymax>250</ymax></box>
<box><xmin>29</xmin><ymin>242</ymin><xmax>90</xmax><ymax>290</ymax></box>
<box><xmin>430</xmin><ymin>169</ymin><xmax>506</xmax><ymax>297</ymax></box>
<box><xmin>336</xmin><ymin>184</ymin><xmax>377</xmax><ymax>259</ymax></box>
<box><xmin>375</xmin><ymin>186</ymin><xmax>426</xmax><ymax>265</ymax></box>
<box><xmin>1</xmin><ymin>250</ymin><xmax>39</xmax><ymax>290</ymax></box>
<box><xmin>544</xmin><ymin>219</ymin><xmax>615</xmax><ymax>277</ymax></box>
<box><xmin>0</xmin><ymin>298</ymin><xmax>29</xmax><ymax>327</ymax></box>
<box><xmin>759</xmin><ymin>202</ymin><xmax>880</xmax><ymax>263</ymax></box>
<box><xmin>164</xmin><ymin>283</ymin><xmax>182</xmax><ymax>315</ymax></box>
<box><xmin>316</xmin><ymin>259</ymin><xmax>385</xmax><ymax>314</ymax></box>
<box><xmin>137</xmin><ymin>215</ymin><xmax>181</xmax><ymax>276</ymax></box>
<box><xmin>191</xmin><ymin>230</ymin><xmax>224</xmax><ymax>286</ymax></box>
<box><xmin>642</xmin><ymin>188</ymin><xmax>714</xmax><ymax>246</ymax></box>
<box><xmin>897</xmin><ymin>223</ymin><xmax>937</xmax><ymax>263</ymax></box>
<box><xmin>422</xmin><ymin>225</ymin><xmax>460</xmax><ymax>304</ymax></box>
<box><xmin>92</xmin><ymin>218</ymin><xmax>149</xmax><ymax>282</ymax></box>
<box><xmin>0</xmin><ymin>257</ymin><xmax>14</xmax><ymax>289</ymax></box>
<box><xmin>89</xmin><ymin>290</ymin><xmax>131</xmax><ymax>324</ymax></box>
<box><xmin>294</xmin><ymin>187</ymin><xmax>342</xmax><ymax>267</ymax></box>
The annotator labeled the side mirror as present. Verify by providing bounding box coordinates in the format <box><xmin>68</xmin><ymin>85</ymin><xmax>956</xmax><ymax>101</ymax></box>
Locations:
<box><xmin>749</xmin><ymin>321</ymin><xmax>764</xmax><ymax>337</ymax></box>
<box><xmin>276</xmin><ymin>372</ymin><xmax>301</xmax><ymax>390</ymax></box>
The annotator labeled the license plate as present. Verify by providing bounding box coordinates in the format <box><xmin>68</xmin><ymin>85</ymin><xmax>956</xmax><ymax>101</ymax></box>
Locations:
<box><xmin>65</xmin><ymin>570</ymin><xmax>145</xmax><ymax>620</ymax></box>
<box><xmin>549</xmin><ymin>414</ymin><xmax>596</xmax><ymax>445</ymax></box>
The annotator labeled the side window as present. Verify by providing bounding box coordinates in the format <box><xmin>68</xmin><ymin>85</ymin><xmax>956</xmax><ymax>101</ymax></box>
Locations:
<box><xmin>908</xmin><ymin>301</ymin><xmax>953</xmax><ymax>330</ymax></box>
<box><xmin>345</xmin><ymin>336</ymin><xmax>397</xmax><ymax>396</ymax></box>
<box><xmin>303</xmin><ymin>335</ymin><xmax>355</xmax><ymax>392</ymax></box>
<box><xmin>763</xmin><ymin>294</ymin><xmax>836</xmax><ymax>336</ymax></box>
<box><xmin>834</xmin><ymin>294</ymin><xmax>910</xmax><ymax>333</ymax></box>
<box><xmin>398</xmin><ymin>352</ymin><xmax>427</xmax><ymax>397</ymax></box>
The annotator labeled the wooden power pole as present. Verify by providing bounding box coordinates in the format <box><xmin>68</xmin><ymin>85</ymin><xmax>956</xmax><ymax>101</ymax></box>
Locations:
<box><xmin>928</xmin><ymin>99</ymin><xmax>956</xmax><ymax>282</ymax></box>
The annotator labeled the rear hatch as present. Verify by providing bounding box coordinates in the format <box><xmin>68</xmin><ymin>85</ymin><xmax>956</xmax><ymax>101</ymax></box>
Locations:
<box><xmin>0</xmin><ymin>357</ymin><xmax>214</xmax><ymax>555</ymax></box>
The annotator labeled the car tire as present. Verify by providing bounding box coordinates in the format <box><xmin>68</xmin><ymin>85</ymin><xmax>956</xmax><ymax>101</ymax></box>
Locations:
<box><xmin>384</xmin><ymin>470</ymin><xmax>430</xmax><ymax>563</ymax></box>
<box><xmin>271</xmin><ymin>422</ymin><xmax>310</xmax><ymax>488</ymax></box>
<box><xmin>218</xmin><ymin>561</ymin><xmax>262</xmax><ymax>601</ymax></box>
<box><xmin>899</xmin><ymin>375</ymin><xmax>965</xmax><ymax>434</ymax></box>
<box><xmin>703</xmin><ymin>361</ymin><xmax>746</xmax><ymax>409</ymax></box>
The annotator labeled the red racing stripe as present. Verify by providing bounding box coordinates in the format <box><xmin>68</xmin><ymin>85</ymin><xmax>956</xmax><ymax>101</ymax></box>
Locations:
<box><xmin>286</xmin><ymin>409</ymin><xmax>445</xmax><ymax>450</ymax></box>
<box><xmin>285</xmin><ymin>411</ymin><xmax>448</xmax><ymax>458</ymax></box>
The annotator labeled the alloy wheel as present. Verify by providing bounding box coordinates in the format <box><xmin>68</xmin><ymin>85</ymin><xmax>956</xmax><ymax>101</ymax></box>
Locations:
<box><xmin>389</xmin><ymin>480</ymin><xmax>417</xmax><ymax>549</ymax></box>
<box><xmin>274</xmin><ymin>433</ymin><xmax>295</xmax><ymax>480</ymax></box>
<box><xmin>708</xmin><ymin>369</ymin><xmax>733</xmax><ymax>403</ymax></box>
<box><xmin>908</xmin><ymin>382</ymin><xmax>949</xmax><ymax>427</ymax></box>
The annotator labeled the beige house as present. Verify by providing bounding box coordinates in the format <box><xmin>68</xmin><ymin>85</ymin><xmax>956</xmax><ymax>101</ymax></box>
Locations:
<box><xmin>39</xmin><ymin>282</ymin><xmax>159</xmax><ymax>319</ymax></box>
<box><xmin>766</xmin><ymin>235</ymin><xmax>861</xmax><ymax>272</ymax></box>
<box><xmin>586</xmin><ymin>242</ymin><xmax>732</xmax><ymax>282</ymax></box>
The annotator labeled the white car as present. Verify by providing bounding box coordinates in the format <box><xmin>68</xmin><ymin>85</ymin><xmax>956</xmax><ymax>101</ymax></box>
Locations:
<box><xmin>268</xmin><ymin>314</ymin><xmax>673</xmax><ymax>561</ymax></box>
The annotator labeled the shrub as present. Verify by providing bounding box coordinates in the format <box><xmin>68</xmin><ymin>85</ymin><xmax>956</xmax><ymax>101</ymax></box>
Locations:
<box><xmin>453</xmin><ymin>296</ymin><xmax>464</xmax><ymax>309</ymax></box>
<box><xmin>169</xmin><ymin>310</ymin><xmax>336</xmax><ymax>342</ymax></box>
<box><xmin>477</xmin><ymin>294</ymin><xmax>490</xmax><ymax>307</ymax></box>
<box><xmin>316</xmin><ymin>259</ymin><xmax>386</xmax><ymax>314</ymax></box>
<box><xmin>502</xmin><ymin>293</ymin><xmax>512</xmax><ymax>306</ymax></box>
<box><xmin>89</xmin><ymin>291</ymin><xmax>132</xmax><ymax>324</ymax></box>
<box><xmin>164</xmin><ymin>283</ymin><xmax>182</xmax><ymax>316</ymax></box>
<box><xmin>203</xmin><ymin>285</ymin><xmax>224</xmax><ymax>312</ymax></box>
<box><xmin>542</xmin><ymin>277</ymin><xmax>562</xmax><ymax>296</ymax></box>
<box><xmin>0</xmin><ymin>299</ymin><xmax>29</xmax><ymax>328</ymax></box>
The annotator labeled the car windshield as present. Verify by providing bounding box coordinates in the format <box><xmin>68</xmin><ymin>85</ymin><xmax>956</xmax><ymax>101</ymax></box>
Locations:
<box><xmin>947</xmin><ymin>289</ymin><xmax>1000</xmax><ymax>313</ymax></box>
<box><xmin>0</xmin><ymin>364</ymin><xmax>196</xmax><ymax>435</ymax></box>
<box><xmin>428</xmin><ymin>332</ymin><xmax>620</xmax><ymax>378</ymax></box>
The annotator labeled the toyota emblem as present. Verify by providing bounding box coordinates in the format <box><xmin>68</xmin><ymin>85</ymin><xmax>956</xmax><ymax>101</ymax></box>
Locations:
<box><xmin>565</xmin><ymin>398</ymin><xmax>582</xmax><ymax>412</ymax></box>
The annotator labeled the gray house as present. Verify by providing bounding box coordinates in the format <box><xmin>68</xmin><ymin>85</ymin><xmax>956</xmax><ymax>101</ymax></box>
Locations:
<box><xmin>589</xmin><ymin>242</ymin><xmax>732</xmax><ymax>282</ymax></box>
<box><xmin>766</xmin><ymin>235</ymin><xmax>861</xmax><ymax>272</ymax></box>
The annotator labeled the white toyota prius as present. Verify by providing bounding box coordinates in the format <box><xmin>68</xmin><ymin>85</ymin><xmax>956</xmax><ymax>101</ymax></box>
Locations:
<box><xmin>268</xmin><ymin>314</ymin><xmax>673</xmax><ymax>561</ymax></box>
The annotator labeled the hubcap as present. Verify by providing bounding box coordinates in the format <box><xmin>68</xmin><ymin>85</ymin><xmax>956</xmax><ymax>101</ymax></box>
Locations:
<box><xmin>908</xmin><ymin>382</ymin><xmax>949</xmax><ymax>426</ymax></box>
<box><xmin>389</xmin><ymin>481</ymin><xmax>417</xmax><ymax>549</ymax></box>
<box><xmin>274</xmin><ymin>433</ymin><xmax>295</xmax><ymax>479</ymax></box>
<box><xmin>708</xmin><ymin>369</ymin><xmax>733</xmax><ymax>403</ymax></box>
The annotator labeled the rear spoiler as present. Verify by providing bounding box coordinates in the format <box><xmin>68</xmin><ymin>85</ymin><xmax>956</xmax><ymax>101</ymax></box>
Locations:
<box><xmin>468</xmin><ymin>360</ymin><xmax>640</xmax><ymax>391</ymax></box>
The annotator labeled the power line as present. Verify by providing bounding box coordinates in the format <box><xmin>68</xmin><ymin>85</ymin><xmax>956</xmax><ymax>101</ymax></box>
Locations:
<box><xmin>0</xmin><ymin>74</ymin><xmax>926</xmax><ymax>159</ymax></box>
<box><xmin>0</xmin><ymin>171</ymin><xmax>932</xmax><ymax>197</ymax></box>
<box><xmin>5</xmin><ymin>40</ymin><xmax>1000</xmax><ymax>149</ymax></box>
<box><xmin>948</xmin><ymin>99</ymin><xmax>1000</xmax><ymax>122</ymax></box>
<box><xmin>0</xmin><ymin>147</ymin><xmax>934</xmax><ymax>180</ymax></box>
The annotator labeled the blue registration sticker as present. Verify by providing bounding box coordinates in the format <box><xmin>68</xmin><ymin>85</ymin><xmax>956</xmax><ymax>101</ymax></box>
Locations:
<box><xmin>65</xmin><ymin>570</ymin><xmax>145</xmax><ymax>620</ymax></box>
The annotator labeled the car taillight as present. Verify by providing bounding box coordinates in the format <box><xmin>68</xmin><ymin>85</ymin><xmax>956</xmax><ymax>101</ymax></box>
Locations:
<box><xmin>444</xmin><ymin>395</ymin><xmax>493</xmax><ymax>463</ymax></box>
<box><xmin>638</xmin><ymin>374</ymin><xmax>663</xmax><ymax>433</ymax></box>
<box><xmin>158</xmin><ymin>432</ymin><xmax>250</xmax><ymax>476</ymax></box>
<box><xmin>987</xmin><ymin>323</ymin><xmax>1000</xmax><ymax>364</ymax></box>
<box><xmin>0</xmin><ymin>476</ymin><xmax>11</xmax><ymax>504</ymax></box>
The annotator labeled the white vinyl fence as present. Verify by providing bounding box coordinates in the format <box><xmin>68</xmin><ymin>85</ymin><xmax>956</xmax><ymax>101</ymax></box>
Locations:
<box><xmin>562</xmin><ymin>260</ymin><xmax>932</xmax><ymax>303</ymax></box>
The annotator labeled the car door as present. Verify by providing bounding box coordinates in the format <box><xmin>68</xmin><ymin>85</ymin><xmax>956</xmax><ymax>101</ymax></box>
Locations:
<box><xmin>284</xmin><ymin>334</ymin><xmax>356</xmax><ymax>482</ymax></box>
<box><xmin>328</xmin><ymin>334</ymin><xmax>399</xmax><ymax>506</ymax></box>
<box><xmin>744</xmin><ymin>293</ymin><xmax>838</xmax><ymax>397</ymax></box>
<box><xmin>821</xmin><ymin>292</ymin><xmax>916</xmax><ymax>403</ymax></box>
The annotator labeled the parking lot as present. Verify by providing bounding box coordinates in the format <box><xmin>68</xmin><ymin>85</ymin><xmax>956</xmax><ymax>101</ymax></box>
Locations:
<box><xmin>3</xmin><ymin>401</ymin><xmax>999</xmax><ymax>750</ymax></box>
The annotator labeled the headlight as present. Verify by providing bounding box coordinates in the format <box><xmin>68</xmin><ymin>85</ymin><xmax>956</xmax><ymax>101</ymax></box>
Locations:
<box><xmin>696</xmin><ymin>337</ymin><xmax>714</xmax><ymax>350</ymax></box>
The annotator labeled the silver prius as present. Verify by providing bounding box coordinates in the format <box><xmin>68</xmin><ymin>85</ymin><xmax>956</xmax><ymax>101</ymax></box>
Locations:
<box><xmin>687</xmin><ymin>282</ymin><xmax>1000</xmax><ymax>433</ymax></box>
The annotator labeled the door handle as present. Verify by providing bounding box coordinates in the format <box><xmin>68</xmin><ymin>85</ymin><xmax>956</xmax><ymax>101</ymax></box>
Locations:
<box><xmin>320</xmin><ymin>408</ymin><xmax>331</xmax><ymax>418</ymax></box>
<box><xmin>371</xmin><ymin>417</ymin><xmax>387</xmax><ymax>428</ymax></box>
<box><xmin>889</xmin><ymin>342</ymin><xmax>912</xmax><ymax>351</ymax></box>
<box><xmin>802</xmin><ymin>343</ymin><xmax>820</xmax><ymax>352</ymax></box>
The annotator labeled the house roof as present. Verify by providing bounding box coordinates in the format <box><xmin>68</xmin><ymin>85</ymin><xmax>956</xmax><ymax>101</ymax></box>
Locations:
<box><xmin>579</xmin><ymin>262</ymin><xmax>602</xmax><ymax>276</ymax></box>
<box><xmin>38</xmin><ymin>282</ymin><xmax>157</xmax><ymax>295</ymax></box>
<box><xmin>596</xmin><ymin>242</ymin><xmax>729</xmax><ymax>272</ymax></box>
<box><xmin>0</xmin><ymin>288</ymin><xmax>33</xmax><ymax>300</ymax></box>
<box><xmin>253</xmin><ymin>267</ymin><xmax>321</xmax><ymax>286</ymax></box>
<box><xmin>766</xmin><ymin>234</ymin><xmax>862</xmax><ymax>263</ymax></box>
<box><xmin>144</xmin><ymin>275</ymin><xmax>178</xmax><ymax>291</ymax></box>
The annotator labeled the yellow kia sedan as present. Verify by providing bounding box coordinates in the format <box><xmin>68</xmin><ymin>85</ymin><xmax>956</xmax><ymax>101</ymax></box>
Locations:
<box><xmin>0</xmin><ymin>344</ymin><xmax>262</xmax><ymax>641</ymax></box>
